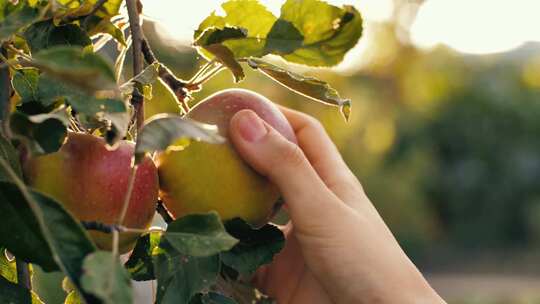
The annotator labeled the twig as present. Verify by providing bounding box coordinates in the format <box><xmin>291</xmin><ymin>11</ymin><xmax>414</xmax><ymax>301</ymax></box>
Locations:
<box><xmin>141</xmin><ymin>38</ymin><xmax>189</xmax><ymax>114</ymax></box>
<box><xmin>0</xmin><ymin>47</ymin><xmax>10</xmax><ymax>131</ymax></box>
<box><xmin>15</xmin><ymin>259</ymin><xmax>32</xmax><ymax>290</ymax></box>
<box><xmin>189</xmin><ymin>59</ymin><xmax>216</xmax><ymax>84</ymax></box>
<box><xmin>81</xmin><ymin>221</ymin><xmax>149</xmax><ymax>234</ymax></box>
<box><xmin>126</xmin><ymin>0</ymin><xmax>145</xmax><ymax>130</ymax></box>
<box><xmin>187</xmin><ymin>64</ymin><xmax>225</xmax><ymax>88</ymax></box>
<box><xmin>156</xmin><ymin>199</ymin><xmax>174</xmax><ymax>224</ymax></box>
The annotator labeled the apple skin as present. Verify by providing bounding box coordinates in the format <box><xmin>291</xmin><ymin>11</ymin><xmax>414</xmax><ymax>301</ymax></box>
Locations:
<box><xmin>157</xmin><ymin>89</ymin><xmax>296</xmax><ymax>226</ymax></box>
<box><xmin>25</xmin><ymin>132</ymin><xmax>159</xmax><ymax>253</ymax></box>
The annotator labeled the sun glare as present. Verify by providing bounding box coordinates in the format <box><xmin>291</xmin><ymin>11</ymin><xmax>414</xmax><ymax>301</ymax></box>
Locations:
<box><xmin>410</xmin><ymin>0</ymin><xmax>540</xmax><ymax>55</ymax></box>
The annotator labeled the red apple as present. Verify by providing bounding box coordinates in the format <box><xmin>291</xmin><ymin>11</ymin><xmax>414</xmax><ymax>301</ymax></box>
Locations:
<box><xmin>25</xmin><ymin>132</ymin><xmax>159</xmax><ymax>253</ymax></box>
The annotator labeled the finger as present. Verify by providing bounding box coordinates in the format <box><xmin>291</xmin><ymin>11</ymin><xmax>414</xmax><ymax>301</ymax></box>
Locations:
<box><xmin>279</xmin><ymin>106</ymin><xmax>365</xmax><ymax>204</ymax></box>
<box><xmin>229</xmin><ymin>109</ymin><xmax>350</xmax><ymax>233</ymax></box>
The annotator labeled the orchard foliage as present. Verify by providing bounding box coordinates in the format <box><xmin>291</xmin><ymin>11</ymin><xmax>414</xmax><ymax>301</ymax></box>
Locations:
<box><xmin>0</xmin><ymin>0</ymin><xmax>362</xmax><ymax>303</ymax></box>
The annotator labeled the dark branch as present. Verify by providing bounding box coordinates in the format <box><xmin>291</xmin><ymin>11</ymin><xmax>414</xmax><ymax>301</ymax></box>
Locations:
<box><xmin>126</xmin><ymin>0</ymin><xmax>145</xmax><ymax>130</ymax></box>
<box><xmin>141</xmin><ymin>38</ymin><xmax>190</xmax><ymax>114</ymax></box>
<box><xmin>81</xmin><ymin>221</ymin><xmax>116</xmax><ymax>233</ymax></box>
<box><xmin>157</xmin><ymin>199</ymin><xmax>174</xmax><ymax>224</ymax></box>
<box><xmin>15</xmin><ymin>259</ymin><xmax>31</xmax><ymax>290</ymax></box>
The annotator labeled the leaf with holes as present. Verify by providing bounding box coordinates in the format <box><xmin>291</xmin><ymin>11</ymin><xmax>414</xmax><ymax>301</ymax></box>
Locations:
<box><xmin>154</xmin><ymin>243</ymin><xmax>220</xmax><ymax>304</ymax></box>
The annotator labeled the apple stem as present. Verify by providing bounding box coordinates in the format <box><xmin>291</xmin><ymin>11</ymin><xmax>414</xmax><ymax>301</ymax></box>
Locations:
<box><xmin>186</xmin><ymin>63</ymin><xmax>225</xmax><ymax>89</ymax></box>
<box><xmin>126</xmin><ymin>0</ymin><xmax>145</xmax><ymax>130</ymax></box>
<box><xmin>188</xmin><ymin>59</ymin><xmax>217</xmax><ymax>85</ymax></box>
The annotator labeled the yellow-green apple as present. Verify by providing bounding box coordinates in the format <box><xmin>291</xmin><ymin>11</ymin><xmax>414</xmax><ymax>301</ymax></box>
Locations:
<box><xmin>25</xmin><ymin>132</ymin><xmax>159</xmax><ymax>253</ymax></box>
<box><xmin>157</xmin><ymin>89</ymin><xmax>296</xmax><ymax>227</ymax></box>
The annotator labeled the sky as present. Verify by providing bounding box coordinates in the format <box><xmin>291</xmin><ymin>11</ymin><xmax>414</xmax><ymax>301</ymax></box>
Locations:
<box><xmin>142</xmin><ymin>0</ymin><xmax>540</xmax><ymax>70</ymax></box>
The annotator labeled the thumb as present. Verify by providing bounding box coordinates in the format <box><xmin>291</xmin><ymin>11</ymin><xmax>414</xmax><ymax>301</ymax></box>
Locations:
<box><xmin>229</xmin><ymin>109</ymin><xmax>347</xmax><ymax>231</ymax></box>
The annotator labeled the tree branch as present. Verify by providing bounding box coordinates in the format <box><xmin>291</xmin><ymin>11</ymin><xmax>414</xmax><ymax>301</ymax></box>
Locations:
<box><xmin>156</xmin><ymin>199</ymin><xmax>174</xmax><ymax>224</ymax></box>
<box><xmin>126</xmin><ymin>0</ymin><xmax>145</xmax><ymax>130</ymax></box>
<box><xmin>0</xmin><ymin>46</ymin><xmax>11</xmax><ymax>131</ymax></box>
<box><xmin>141</xmin><ymin>38</ymin><xmax>190</xmax><ymax>114</ymax></box>
<box><xmin>15</xmin><ymin>259</ymin><xmax>31</xmax><ymax>290</ymax></box>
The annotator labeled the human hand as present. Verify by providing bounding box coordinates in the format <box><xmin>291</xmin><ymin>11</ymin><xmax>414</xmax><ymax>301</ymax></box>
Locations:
<box><xmin>229</xmin><ymin>107</ymin><xmax>445</xmax><ymax>304</ymax></box>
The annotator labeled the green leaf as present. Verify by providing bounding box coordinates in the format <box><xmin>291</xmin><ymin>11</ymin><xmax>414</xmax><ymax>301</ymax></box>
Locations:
<box><xmin>30</xmin><ymin>46</ymin><xmax>116</xmax><ymax>92</ymax></box>
<box><xmin>0</xmin><ymin>174</ymin><xmax>97</xmax><ymax>302</ymax></box>
<box><xmin>64</xmin><ymin>291</ymin><xmax>82</xmax><ymax>304</ymax></box>
<box><xmin>202</xmin><ymin>44</ymin><xmax>245</xmax><ymax>83</ymax></box>
<box><xmin>194</xmin><ymin>0</ymin><xmax>277</xmax><ymax>59</ymax></box>
<box><xmin>16</xmin><ymin>74</ymin><xmax>129</xmax><ymax>145</ymax></box>
<box><xmin>193</xmin><ymin>27</ymin><xmax>248</xmax><ymax>81</ymax></box>
<box><xmin>9</xmin><ymin>110</ymin><xmax>68</xmax><ymax>154</ymax></box>
<box><xmin>264</xmin><ymin>19</ymin><xmax>304</xmax><ymax>55</ymax></box>
<box><xmin>221</xmin><ymin>219</ymin><xmax>284</xmax><ymax>274</ymax></box>
<box><xmin>12</xmin><ymin>68</ymin><xmax>39</xmax><ymax>103</ymax></box>
<box><xmin>191</xmin><ymin>292</ymin><xmax>238</xmax><ymax>304</ymax></box>
<box><xmin>0</xmin><ymin>133</ymin><xmax>23</xmax><ymax>182</ymax></box>
<box><xmin>280</xmin><ymin>2</ymin><xmax>363</xmax><ymax>67</ymax></box>
<box><xmin>81</xmin><ymin>251</ymin><xmax>132</xmax><ymax>304</ymax></box>
<box><xmin>247</xmin><ymin>58</ymin><xmax>351</xmax><ymax>121</ymax></box>
<box><xmin>164</xmin><ymin>212</ymin><xmax>238</xmax><ymax>257</ymax></box>
<box><xmin>155</xmin><ymin>245</ymin><xmax>220</xmax><ymax>304</ymax></box>
<box><xmin>195</xmin><ymin>27</ymin><xmax>247</xmax><ymax>46</ymax></box>
<box><xmin>54</xmin><ymin>0</ymin><xmax>122</xmax><ymax>19</ymax></box>
<box><xmin>119</xmin><ymin>62</ymin><xmax>160</xmax><ymax>96</ymax></box>
<box><xmin>0</xmin><ymin>275</ymin><xmax>33</xmax><ymax>304</ymax></box>
<box><xmin>194</xmin><ymin>0</ymin><xmax>362</xmax><ymax>67</ymax></box>
<box><xmin>24</xmin><ymin>20</ymin><xmax>92</xmax><ymax>53</ymax></box>
<box><xmin>84</xmin><ymin>16</ymin><xmax>126</xmax><ymax>46</ymax></box>
<box><xmin>0</xmin><ymin>248</ymin><xmax>17</xmax><ymax>283</ymax></box>
<box><xmin>0</xmin><ymin>3</ymin><xmax>40</xmax><ymax>42</ymax></box>
<box><xmin>124</xmin><ymin>231</ymin><xmax>162</xmax><ymax>281</ymax></box>
<box><xmin>0</xmin><ymin>183</ymin><xmax>58</xmax><ymax>272</ymax></box>
<box><xmin>26</xmin><ymin>189</ymin><xmax>97</xmax><ymax>286</ymax></box>
<box><xmin>135</xmin><ymin>114</ymin><xmax>225</xmax><ymax>161</ymax></box>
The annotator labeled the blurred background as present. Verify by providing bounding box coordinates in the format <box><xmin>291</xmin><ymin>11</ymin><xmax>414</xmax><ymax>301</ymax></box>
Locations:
<box><xmin>40</xmin><ymin>1</ymin><xmax>540</xmax><ymax>303</ymax></box>
<box><xmin>140</xmin><ymin>0</ymin><xmax>540</xmax><ymax>303</ymax></box>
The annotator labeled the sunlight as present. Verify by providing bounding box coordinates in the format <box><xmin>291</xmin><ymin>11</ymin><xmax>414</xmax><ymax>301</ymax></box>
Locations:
<box><xmin>410</xmin><ymin>0</ymin><xmax>540</xmax><ymax>55</ymax></box>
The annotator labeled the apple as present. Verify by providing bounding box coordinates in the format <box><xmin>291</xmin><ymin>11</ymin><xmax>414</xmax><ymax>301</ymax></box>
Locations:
<box><xmin>25</xmin><ymin>132</ymin><xmax>159</xmax><ymax>253</ymax></box>
<box><xmin>157</xmin><ymin>89</ymin><xmax>296</xmax><ymax>227</ymax></box>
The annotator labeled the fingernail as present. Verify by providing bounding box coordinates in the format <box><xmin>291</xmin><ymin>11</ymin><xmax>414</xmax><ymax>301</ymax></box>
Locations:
<box><xmin>236</xmin><ymin>110</ymin><xmax>267</xmax><ymax>142</ymax></box>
